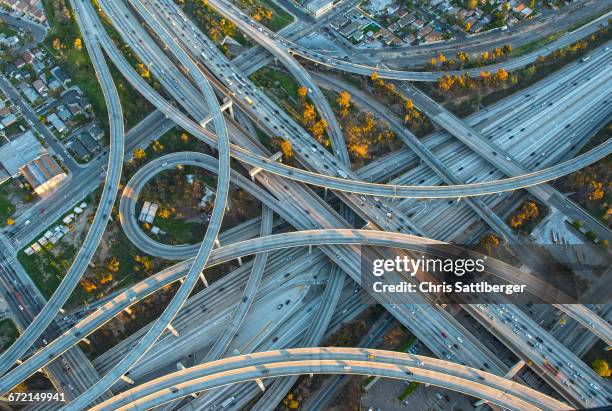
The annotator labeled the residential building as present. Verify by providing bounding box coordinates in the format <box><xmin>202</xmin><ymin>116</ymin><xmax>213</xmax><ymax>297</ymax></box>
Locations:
<box><xmin>47</xmin><ymin>112</ymin><xmax>66</xmax><ymax>132</ymax></box>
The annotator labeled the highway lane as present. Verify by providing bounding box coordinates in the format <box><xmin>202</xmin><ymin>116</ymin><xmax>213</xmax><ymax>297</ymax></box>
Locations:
<box><xmin>89</xmin><ymin>0</ymin><xmax>604</xmax><ymax>400</ymax></box>
<box><xmin>64</xmin><ymin>0</ymin><xmax>232</xmax><ymax>407</ymax></box>
<box><xmin>303</xmin><ymin>313</ymin><xmax>396</xmax><ymax>411</ymax></box>
<box><xmin>0</xmin><ymin>227</ymin><xmax>585</xmax><ymax>396</ymax></box>
<box><xmin>0</xmin><ymin>246</ymin><xmax>106</xmax><ymax>402</ymax></box>
<box><xmin>403</xmin><ymin>77</ymin><xmax>612</xmax><ymax>243</ymax></box>
<box><xmin>311</xmin><ymin>70</ymin><xmax>519</xmax><ymax>244</ymax></box>
<box><xmin>8</xmin><ymin>32</ymin><xmax>605</xmax><ymax>256</ymax></box>
<box><xmin>251</xmin><ymin>264</ymin><xmax>345</xmax><ymax>410</ymax></box>
<box><xmin>202</xmin><ymin>205</ymin><xmax>273</xmax><ymax>361</ymax></box>
<box><xmin>82</xmin><ymin>3</ymin><xmax>612</xmax><ymax>408</ymax></box>
<box><xmin>118</xmin><ymin>152</ymin><xmax>280</xmax><ymax>260</ymax></box>
<box><xmin>115</xmin><ymin>147</ymin><xmax>612</xmax><ymax>375</ymax></box>
<box><xmin>0</xmin><ymin>13</ymin><xmax>126</xmax><ymax>379</ymax></box>
<box><xmin>78</xmin><ymin>1</ymin><xmax>612</xmax><ymax>200</ymax></box>
<box><xmin>286</xmin><ymin>11</ymin><xmax>611</xmax><ymax>80</ymax></box>
<box><xmin>193</xmin><ymin>0</ymin><xmax>350</xmax><ymax>166</ymax></box>
<box><xmin>81</xmin><ymin>6</ymin><xmax>509</xmax><ymax>387</ymax></box>
<box><xmin>90</xmin><ymin>347</ymin><xmax>568</xmax><ymax>411</ymax></box>
<box><xmin>311</xmin><ymin>71</ymin><xmax>612</xmax><ymax>348</ymax></box>
<box><xmin>0</xmin><ymin>0</ymin><xmax>604</xmax><ymax>408</ymax></box>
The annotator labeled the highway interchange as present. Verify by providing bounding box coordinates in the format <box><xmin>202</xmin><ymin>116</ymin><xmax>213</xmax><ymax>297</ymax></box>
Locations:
<box><xmin>0</xmin><ymin>0</ymin><xmax>610</xmax><ymax>409</ymax></box>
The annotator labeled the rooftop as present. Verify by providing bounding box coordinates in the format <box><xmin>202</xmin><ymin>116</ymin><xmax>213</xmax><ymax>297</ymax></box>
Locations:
<box><xmin>0</xmin><ymin>130</ymin><xmax>46</xmax><ymax>176</ymax></box>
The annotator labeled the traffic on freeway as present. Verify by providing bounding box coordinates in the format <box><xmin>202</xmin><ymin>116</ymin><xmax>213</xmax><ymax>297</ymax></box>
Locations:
<box><xmin>0</xmin><ymin>0</ymin><xmax>609</xmax><ymax>410</ymax></box>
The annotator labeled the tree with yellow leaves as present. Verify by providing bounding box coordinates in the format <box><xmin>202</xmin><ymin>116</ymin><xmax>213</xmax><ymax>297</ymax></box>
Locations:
<box><xmin>587</xmin><ymin>181</ymin><xmax>604</xmax><ymax>200</ymax></box>
<box><xmin>457</xmin><ymin>51</ymin><xmax>469</xmax><ymax>64</ymax></box>
<box><xmin>297</xmin><ymin>86</ymin><xmax>308</xmax><ymax>100</ymax></box>
<box><xmin>464</xmin><ymin>21</ymin><xmax>472</xmax><ymax>32</ymax></box>
<box><xmin>280</xmin><ymin>139</ymin><xmax>293</xmax><ymax>159</ymax></box>
<box><xmin>133</xmin><ymin>147</ymin><xmax>146</xmax><ymax>160</ymax></box>
<box><xmin>73</xmin><ymin>38</ymin><xmax>82</xmax><ymax>50</ymax></box>
<box><xmin>302</xmin><ymin>103</ymin><xmax>317</xmax><ymax>125</ymax></box>
<box><xmin>592</xmin><ymin>359</ymin><xmax>611</xmax><ymax>377</ymax></box>
<box><xmin>438</xmin><ymin>53</ymin><xmax>446</xmax><ymax>63</ymax></box>
<box><xmin>152</xmin><ymin>140</ymin><xmax>164</xmax><ymax>152</ymax></box>
<box><xmin>310</xmin><ymin>118</ymin><xmax>328</xmax><ymax>141</ymax></box>
<box><xmin>180</xmin><ymin>133</ymin><xmax>189</xmax><ymax>142</ymax></box>
<box><xmin>336</xmin><ymin>90</ymin><xmax>351</xmax><ymax>116</ymax></box>
<box><xmin>370</xmin><ymin>71</ymin><xmax>378</xmax><ymax>82</ymax></box>
<box><xmin>6</xmin><ymin>218</ymin><xmax>14</xmax><ymax>226</ymax></box>
<box><xmin>478</xmin><ymin>70</ymin><xmax>491</xmax><ymax>84</ymax></box>
<box><xmin>136</xmin><ymin>63</ymin><xmax>150</xmax><ymax>79</ymax></box>
<box><xmin>404</xmin><ymin>98</ymin><xmax>414</xmax><ymax>111</ymax></box>
<box><xmin>496</xmin><ymin>68</ymin><xmax>509</xmax><ymax>82</ymax></box>
<box><xmin>158</xmin><ymin>208</ymin><xmax>171</xmax><ymax>219</ymax></box>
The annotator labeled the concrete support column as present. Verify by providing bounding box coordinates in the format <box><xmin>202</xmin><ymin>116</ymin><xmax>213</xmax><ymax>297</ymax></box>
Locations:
<box><xmin>167</xmin><ymin>323</ymin><xmax>179</xmax><ymax>337</ymax></box>
<box><xmin>199</xmin><ymin>272</ymin><xmax>209</xmax><ymax>287</ymax></box>
<box><xmin>120</xmin><ymin>375</ymin><xmax>134</xmax><ymax>385</ymax></box>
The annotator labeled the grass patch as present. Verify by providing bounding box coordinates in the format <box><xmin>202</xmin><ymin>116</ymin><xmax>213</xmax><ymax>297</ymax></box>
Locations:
<box><xmin>398</xmin><ymin>381</ymin><xmax>420</xmax><ymax>401</ymax></box>
<box><xmin>259</xmin><ymin>0</ymin><xmax>294</xmax><ymax>32</ymax></box>
<box><xmin>151</xmin><ymin>215</ymin><xmax>204</xmax><ymax>244</ymax></box>
<box><xmin>510</xmin><ymin>32</ymin><xmax>564</xmax><ymax>57</ymax></box>
<box><xmin>0</xmin><ymin>319</ymin><xmax>18</xmax><ymax>352</ymax></box>
<box><xmin>398</xmin><ymin>335</ymin><xmax>417</xmax><ymax>352</ymax></box>
<box><xmin>250</xmin><ymin>66</ymin><xmax>301</xmax><ymax>102</ymax></box>
<box><xmin>17</xmin><ymin>242</ymin><xmax>83</xmax><ymax>304</ymax></box>
<box><xmin>0</xmin><ymin>25</ymin><xmax>17</xmax><ymax>37</ymax></box>
<box><xmin>0</xmin><ymin>180</ymin><xmax>17</xmax><ymax>225</ymax></box>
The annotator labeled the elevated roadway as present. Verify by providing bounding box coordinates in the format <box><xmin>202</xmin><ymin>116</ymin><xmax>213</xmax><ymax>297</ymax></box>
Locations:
<box><xmin>63</xmin><ymin>1</ymin><xmax>231</xmax><ymax>408</ymax></box>
<box><xmin>0</xmin><ymin>13</ymin><xmax>126</xmax><ymax>379</ymax></box>
<box><xmin>74</xmin><ymin>0</ymin><xmax>608</xmax><ymax>408</ymax></box>
<box><xmin>91</xmin><ymin>348</ymin><xmax>568</xmax><ymax>411</ymax></box>
<box><xmin>0</xmin><ymin>227</ymin><xmax>588</xmax><ymax>395</ymax></box>
<box><xmin>286</xmin><ymin>12</ymin><xmax>611</xmax><ymax>80</ymax></box>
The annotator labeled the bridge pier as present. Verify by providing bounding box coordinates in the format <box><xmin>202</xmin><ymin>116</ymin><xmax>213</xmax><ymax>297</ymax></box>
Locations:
<box><xmin>167</xmin><ymin>323</ymin><xmax>179</xmax><ymax>337</ymax></box>
<box><xmin>120</xmin><ymin>375</ymin><xmax>134</xmax><ymax>385</ymax></box>
<box><xmin>249</xmin><ymin>151</ymin><xmax>282</xmax><ymax>180</ymax></box>
<box><xmin>199</xmin><ymin>272</ymin><xmax>209</xmax><ymax>287</ymax></box>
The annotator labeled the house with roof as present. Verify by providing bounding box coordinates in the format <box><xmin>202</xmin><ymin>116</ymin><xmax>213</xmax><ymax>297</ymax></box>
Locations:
<box><xmin>79</xmin><ymin>131</ymin><xmax>100</xmax><ymax>154</ymax></box>
<box><xmin>424</xmin><ymin>31</ymin><xmax>444</xmax><ymax>42</ymax></box>
<box><xmin>417</xmin><ymin>25</ymin><xmax>433</xmax><ymax>38</ymax></box>
<box><xmin>20</xmin><ymin>50</ymin><xmax>34</xmax><ymax>65</ymax></box>
<box><xmin>412</xmin><ymin>19</ymin><xmax>425</xmax><ymax>29</ymax></box>
<box><xmin>32</xmin><ymin>79</ymin><xmax>47</xmax><ymax>97</ymax></box>
<box><xmin>13</xmin><ymin>57</ymin><xmax>26</xmax><ymax>69</ymax></box>
<box><xmin>68</xmin><ymin>138</ymin><xmax>88</xmax><ymax>159</ymax></box>
<box><xmin>47</xmin><ymin>112</ymin><xmax>66</xmax><ymax>133</ymax></box>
